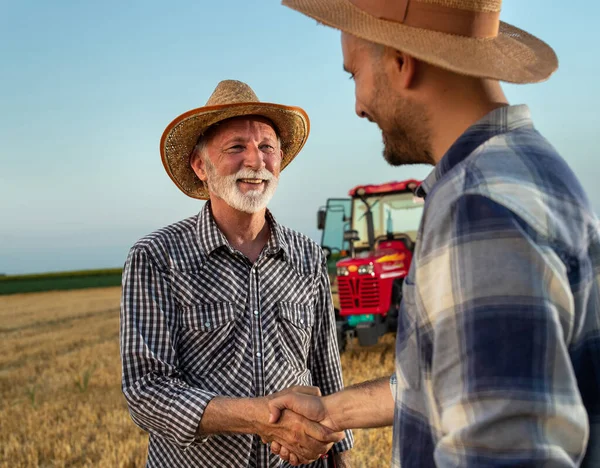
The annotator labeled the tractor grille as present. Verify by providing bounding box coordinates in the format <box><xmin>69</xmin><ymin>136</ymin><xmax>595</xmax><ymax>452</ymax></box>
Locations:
<box><xmin>338</xmin><ymin>276</ymin><xmax>380</xmax><ymax>310</ymax></box>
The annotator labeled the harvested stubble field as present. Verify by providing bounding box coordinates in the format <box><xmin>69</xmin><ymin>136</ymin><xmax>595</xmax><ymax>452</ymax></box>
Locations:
<box><xmin>1</xmin><ymin>287</ymin><xmax>394</xmax><ymax>467</ymax></box>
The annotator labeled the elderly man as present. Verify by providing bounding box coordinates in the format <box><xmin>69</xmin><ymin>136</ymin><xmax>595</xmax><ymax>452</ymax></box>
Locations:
<box><xmin>120</xmin><ymin>80</ymin><xmax>353</xmax><ymax>467</ymax></box>
<box><xmin>268</xmin><ymin>1</ymin><xmax>600</xmax><ymax>467</ymax></box>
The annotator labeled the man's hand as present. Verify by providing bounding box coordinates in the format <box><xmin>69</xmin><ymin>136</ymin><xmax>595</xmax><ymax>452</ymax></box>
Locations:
<box><xmin>267</xmin><ymin>387</ymin><xmax>340</xmax><ymax>431</ymax></box>
<box><xmin>265</xmin><ymin>387</ymin><xmax>342</xmax><ymax>465</ymax></box>
<box><xmin>255</xmin><ymin>386</ymin><xmax>345</xmax><ymax>466</ymax></box>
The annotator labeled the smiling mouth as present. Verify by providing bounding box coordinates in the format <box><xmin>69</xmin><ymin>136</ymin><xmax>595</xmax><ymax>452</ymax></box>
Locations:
<box><xmin>238</xmin><ymin>178</ymin><xmax>265</xmax><ymax>185</ymax></box>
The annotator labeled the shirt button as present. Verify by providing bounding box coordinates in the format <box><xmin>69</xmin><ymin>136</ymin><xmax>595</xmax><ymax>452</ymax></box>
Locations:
<box><xmin>253</xmin><ymin>310</ymin><xmax>259</xmax><ymax>316</ymax></box>
<box><xmin>299</xmin><ymin>319</ymin><xmax>304</xmax><ymax>325</ymax></box>
<box><xmin>204</xmin><ymin>321</ymin><xmax>210</xmax><ymax>327</ymax></box>
<box><xmin>256</xmin><ymin>352</ymin><xmax>261</xmax><ymax>357</ymax></box>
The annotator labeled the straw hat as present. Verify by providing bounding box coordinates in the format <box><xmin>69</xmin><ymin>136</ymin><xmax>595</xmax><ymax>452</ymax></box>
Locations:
<box><xmin>160</xmin><ymin>80</ymin><xmax>310</xmax><ymax>199</ymax></box>
<box><xmin>282</xmin><ymin>0</ymin><xmax>558</xmax><ymax>84</ymax></box>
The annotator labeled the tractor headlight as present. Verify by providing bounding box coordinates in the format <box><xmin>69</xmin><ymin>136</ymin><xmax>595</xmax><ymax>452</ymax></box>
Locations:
<box><xmin>358</xmin><ymin>264</ymin><xmax>374</xmax><ymax>275</ymax></box>
<box><xmin>337</xmin><ymin>266</ymin><xmax>350</xmax><ymax>276</ymax></box>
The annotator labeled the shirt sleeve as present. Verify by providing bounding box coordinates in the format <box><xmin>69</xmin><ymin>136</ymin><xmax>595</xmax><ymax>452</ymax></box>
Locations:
<box><xmin>310</xmin><ymin>254</ymin><xmax>354</xmax><ymax>453</ymax></box>
<box><xmin>120</xmin><ymin>246</ymin><xmax>217</xmax><ymax>449</ymax></box>
<box><xmin>418</xmin><ymin>193</ymin><xmax>589</xmax><ymax>467</ymax></box>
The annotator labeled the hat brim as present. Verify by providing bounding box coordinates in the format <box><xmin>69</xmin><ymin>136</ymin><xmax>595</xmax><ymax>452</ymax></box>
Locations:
<box><xmin>283</xmin><ymin>0</ymin><xmax>558</xmax><ymax>84</ymax></box>
<box><xmin>161</xmin><ymin>102</ymin><xmax>310</xmax><ymax>199</ymax></box>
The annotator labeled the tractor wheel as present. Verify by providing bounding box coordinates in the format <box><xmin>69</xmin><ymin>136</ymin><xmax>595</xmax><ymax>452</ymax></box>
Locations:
<box><xmin>356</xmin><ymin>322</ymin><xmax>379</xmax><ymax>346</ymax></box>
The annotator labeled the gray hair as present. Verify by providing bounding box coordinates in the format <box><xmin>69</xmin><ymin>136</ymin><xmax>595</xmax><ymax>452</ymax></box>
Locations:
<box><xmin>190</xmin><ymin>137</ymin><xmax>209</xmax><ymax>164</ymax></box>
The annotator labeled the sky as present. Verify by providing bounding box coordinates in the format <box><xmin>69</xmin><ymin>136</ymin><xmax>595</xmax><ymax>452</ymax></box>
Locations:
<box><xmin>1</xmin><ymin>1</ymin><xmax>599</xmax><ymax>275</ymax></box>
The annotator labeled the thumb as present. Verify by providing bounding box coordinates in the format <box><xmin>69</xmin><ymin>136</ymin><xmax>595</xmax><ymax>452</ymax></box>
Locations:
<box><xmin>268</xmin><ymin>406</ymin><xmax>282</xmax><ymax>424</ymax></box>
<box><xmin>267</xmin><ymin>393</ymin><xmax>296</xmax><ymax>423</ymax></box>
<box><xmin>268</xmin><ymin>395</ymin><xmax>288</xmax><ymax>424</ymax></box>
<box><xmin>269</xmin><ymin>393</ymin><xmax>325</xmax><ymax>424</ymax></box>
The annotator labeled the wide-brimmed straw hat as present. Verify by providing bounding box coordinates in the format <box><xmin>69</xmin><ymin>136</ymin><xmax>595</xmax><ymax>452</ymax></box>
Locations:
<box><xmin>160</xmin><ymin>80</ymin><xmax>310</xmax><ymax>199</ymax></box>
<box><xmin>282</xmin><ymin>0</ymin><xmax>558</xmax><ymax>84</ymax></box>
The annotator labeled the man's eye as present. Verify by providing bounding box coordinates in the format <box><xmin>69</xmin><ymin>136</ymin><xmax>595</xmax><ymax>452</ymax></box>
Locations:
<box><xmin>227</xmin><ymin>145</ymin><xmax>244</xmax><ymax>152</ymax></box>
<box><xmin>261</xmin><ymin>145</ymin><xmax>275</xmax><ymax>152</ymax></box>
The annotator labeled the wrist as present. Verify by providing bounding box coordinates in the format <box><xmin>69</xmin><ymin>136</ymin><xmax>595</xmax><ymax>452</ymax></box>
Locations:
<box><xmin>247</xmin><ymin>397</ymin><xmax>270</xmax><ymax>434</ymax></box>
<box><xmin>199</xmin><ymin>396</ymin><xmax>266</xmax><ymax>436</ymax></box>
<box><xmin>322</xmin><ymin>393</ymin><xmax>345</xmax><ymax>432</ymax></box>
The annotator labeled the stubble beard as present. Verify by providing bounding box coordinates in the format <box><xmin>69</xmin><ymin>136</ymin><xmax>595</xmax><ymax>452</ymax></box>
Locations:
<box><xmin>373</xmin><ymin>75</ymin><xmax>435</xmax><ymax>167</ymax></box>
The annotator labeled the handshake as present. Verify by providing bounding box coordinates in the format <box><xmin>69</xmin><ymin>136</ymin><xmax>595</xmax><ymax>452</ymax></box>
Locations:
<box><xmin>257</xmin><ymin>385</ymin><xmax>345</xmax><ymax>466</ymax></box>
<box><xmin>201</xmin><ymin>377</ymin><xmax>390</xmax><ymax>465</ymax></box>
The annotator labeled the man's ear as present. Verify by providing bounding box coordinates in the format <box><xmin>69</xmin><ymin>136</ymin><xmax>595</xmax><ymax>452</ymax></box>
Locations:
<box><xmin>393</xmin><ymin>50</ymin><xmax>418</xmax><ymax>90</ymax></box>
<box><xmin>190</xmin><ymin>152</ymin><xmax>208</xmax><ymax>182</ymax></box>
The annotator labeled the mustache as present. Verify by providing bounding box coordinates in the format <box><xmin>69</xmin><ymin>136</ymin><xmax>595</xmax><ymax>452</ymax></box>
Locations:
<box><xmin>231</xmin><ymin>167</ymin><xmax>274</xmax><ymax>181</ymax></box>
<box><xmin>202</xmin><ymin>155</ymin><xmax>275</xmax><ymax>182</ymax></box>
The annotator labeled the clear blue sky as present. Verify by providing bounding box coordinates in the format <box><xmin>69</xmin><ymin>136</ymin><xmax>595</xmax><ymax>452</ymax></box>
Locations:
<box><xmin>1</xmin><ymin>1</ymin><xmax>598</xmax><ymax>274</ymax></box>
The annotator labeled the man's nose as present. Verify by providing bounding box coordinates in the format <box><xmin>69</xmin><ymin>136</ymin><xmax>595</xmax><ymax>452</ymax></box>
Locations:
<box><xmin>355</xmin><ymin>101</ymin><xmax>367</xmax><ymax>119</ymax></box>
<box><xmin>244</xmin><ymin>145</ymin><xmax>265</xmax><ymax>170</ymax></box>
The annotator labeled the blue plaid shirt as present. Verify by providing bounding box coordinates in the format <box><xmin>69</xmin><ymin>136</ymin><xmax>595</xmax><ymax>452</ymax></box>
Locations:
<box><xmin>391</xmin><ymin>105</ymin><xmax>600</xmax><ymax>467</ymax></box>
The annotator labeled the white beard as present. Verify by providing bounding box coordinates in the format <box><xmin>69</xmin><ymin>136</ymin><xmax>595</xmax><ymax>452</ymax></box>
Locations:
<box><xmin>203</xmin><ymin>156</ymin><xmax>279</xmax><ymax>214</ymax></box>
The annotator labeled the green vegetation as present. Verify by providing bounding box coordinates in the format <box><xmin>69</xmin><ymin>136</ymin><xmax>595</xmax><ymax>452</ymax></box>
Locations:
<box><xmin>0</xmin><ymin>268</ymin><xmax>123</xmax><ymax>295</ymax></box>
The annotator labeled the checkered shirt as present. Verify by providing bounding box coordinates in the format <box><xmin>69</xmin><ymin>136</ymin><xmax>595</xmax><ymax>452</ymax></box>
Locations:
<box><xmin>391</xmin><ymin>105</ymin><xmax>600</xmax><ymax>467</ymax></box>
<box><xmin>120</xmin><ymin>203</ymin><xmax>353</xmax><ymax>467</ymax></box>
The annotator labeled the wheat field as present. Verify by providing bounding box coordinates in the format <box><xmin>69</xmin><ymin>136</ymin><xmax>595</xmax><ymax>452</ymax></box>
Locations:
<box><xmin>0</xmin><ymin>287</ymin><xmax>394</xmax><ymax>467</ymax></box>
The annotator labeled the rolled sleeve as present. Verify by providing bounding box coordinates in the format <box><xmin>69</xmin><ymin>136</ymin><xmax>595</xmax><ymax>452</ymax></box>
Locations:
<box><xmin>419</xmin><ymin>194</ymin><xmax>589</xmax><ymax>467</ymax></box>
<box><xmin>120</xmin><ymin>247</ymin><xmax>217</xmax><ymax>449</ymax></box>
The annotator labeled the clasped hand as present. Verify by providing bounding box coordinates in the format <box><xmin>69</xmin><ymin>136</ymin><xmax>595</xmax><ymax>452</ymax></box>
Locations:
<box><xmin>257</xmin><ymin>386</ymin><xmax>341</xmax><ymax>466</ymax></box>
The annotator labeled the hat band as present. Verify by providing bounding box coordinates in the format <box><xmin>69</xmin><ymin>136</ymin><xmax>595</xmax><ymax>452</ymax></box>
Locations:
<box><xmin>350</xmin><ymin>0</ymin><xmax>500</xmax><ymax>38</ymax></box>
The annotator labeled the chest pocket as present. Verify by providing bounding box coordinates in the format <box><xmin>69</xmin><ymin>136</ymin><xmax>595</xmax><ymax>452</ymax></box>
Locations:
<box><xmin>276</xmin><ymin>302</ymin><xmax>315</xmax><ymax>372</ymax></box>
<box><xmin>178</xmin><ymin>302</ymin><xmax>239</xmax><ymax>376</ymax></box>
<box><xmin>395</xmin><ymin>280</ymin><xmax>421</xmax><ymax>390</ymax></box>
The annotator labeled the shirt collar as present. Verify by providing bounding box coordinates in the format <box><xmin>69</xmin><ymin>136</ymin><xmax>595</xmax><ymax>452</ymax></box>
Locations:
<box><xmin>196</xmin><ymin>201</ymin><xmax>290</xmax><ymax>260</ymax></box>
<box><xmin>264</xmin><ymin>210</ymin><xmax>291</xmax><ymax>260</ymax></box>
<box><xmin>196</xmin><ymin>201</ymin><xmax>228</xmax><ymax>255</ymax></box>
<box><xmin>415</xmin><ymin>104</ymin><xmax>534</xmax><ymax>198</ymax></box>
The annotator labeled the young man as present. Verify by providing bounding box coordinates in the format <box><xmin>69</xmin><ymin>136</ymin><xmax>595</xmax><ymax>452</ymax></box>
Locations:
<box><xmin>269</xmin><ymin>1</ymin><xmax>600</xmax><ymax>467</ymax></box>
<box><xmin>120</xmin><ymin>80</ymin><xmax>353</xmax><ymax>467</ymax></box>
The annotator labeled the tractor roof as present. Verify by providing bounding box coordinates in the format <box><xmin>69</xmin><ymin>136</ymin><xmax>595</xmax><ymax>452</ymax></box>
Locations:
<box><xmin>348</xmin><ymin>179</ymin><xmax>421</xmax><ymax>197</ymax></box>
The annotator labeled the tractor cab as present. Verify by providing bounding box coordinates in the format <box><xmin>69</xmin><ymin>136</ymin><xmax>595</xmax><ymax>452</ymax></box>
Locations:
<box><xmin>317</xmin><ymin>179</ymin><xmax>424</xmax><ymax>350</ymax></box>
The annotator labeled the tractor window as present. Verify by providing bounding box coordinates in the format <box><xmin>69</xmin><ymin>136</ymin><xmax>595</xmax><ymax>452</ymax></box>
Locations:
<box><xmin>320</xmin><ymin>198</ymin><xmax>351</xmax><ymax>254</ymax></box>
<box><xmin>381</xmin><ymin>194</ymin><xmax>424</xmax><ymax>242</ymax></box>
<box><xmin>352</xmin><ymin>191</ymin><xmax>424</xmax><ymax>249</ymax></box>
<box><xmin>353</xmin><ymin>201</ymin><xmax>382</xmax><ymax>248</ymax></box>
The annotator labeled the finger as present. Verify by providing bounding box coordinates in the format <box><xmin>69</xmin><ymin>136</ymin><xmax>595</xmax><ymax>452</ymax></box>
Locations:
<box><xmin>304</xmin><ymin>419</ymin><xmax>346</xmax><ymax>444</ymax></box>
<box><xmin>275</xmin><ymin>431</ymin><xmax>324</xmax><ymax>464</ymax></box>
<box><xmin>279</xmin><ymin>445</ymin><xmax>290</xmax><ymax>461</ymax></box>
<box><xmin>268</xmin><ymin>394</ymin><xmax>296</xmax><ymax>423</ymax></box>
<box><xmin>290</xmin><ymin>450</ymin><xmax>316</xmax><ymax>466</ymax></box>
<box><xmin>287</xmin><ymin>430</ymin><xmax>331</xmax><ymax>460</ymax></box>
<box><xmin>270</xmin><ymin>441</ymin><xmax>282</xmax><ymax>455</ymax></box>
<box><xmin>295</xmin><ymin>452</ymin><xmax>316</xmax><ymax>466</ymax></box>
<box><xmin>268</xmin><ymin>406</ymin><xmax>282</xmax><ymax>424</ymax></box>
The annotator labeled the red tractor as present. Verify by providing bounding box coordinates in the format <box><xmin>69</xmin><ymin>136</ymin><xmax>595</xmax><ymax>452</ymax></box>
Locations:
<box><xmin>317</xmin><ymin>179</ymin><xmax>424</xmax><ymax>351</ymax></box>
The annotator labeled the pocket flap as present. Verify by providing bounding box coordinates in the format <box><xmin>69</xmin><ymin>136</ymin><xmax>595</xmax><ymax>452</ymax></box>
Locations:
<box><xmin>181</xmin><ymin>302</ymin><xmax>237</xmax><ymax>331</ymax></box>
<box><xmin>277</xmin><ymin>302</ymin><xmax>315</xmax><ymax>329</ymax></box>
